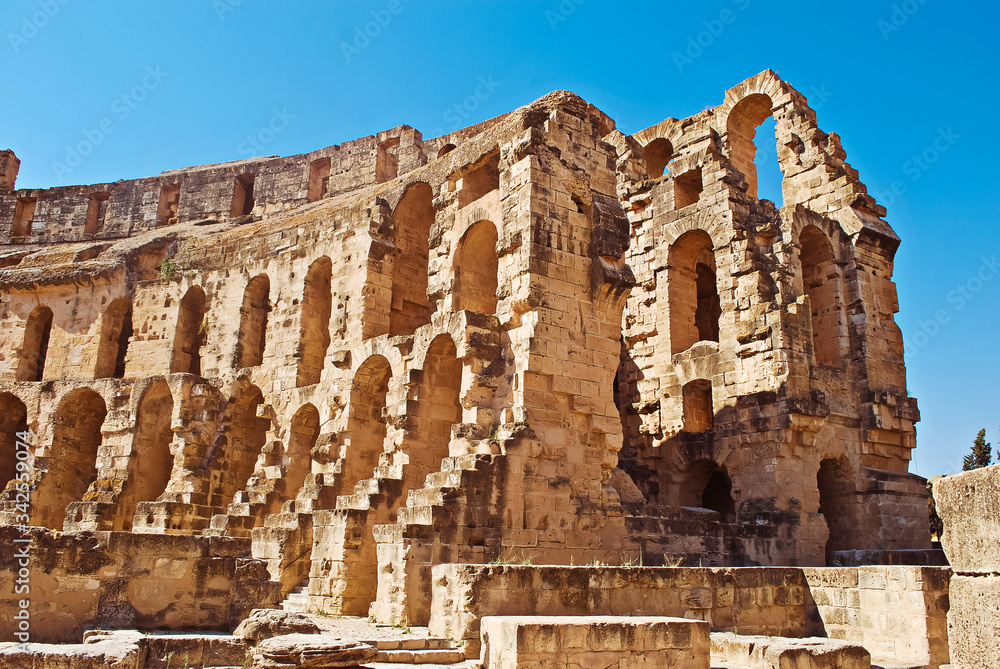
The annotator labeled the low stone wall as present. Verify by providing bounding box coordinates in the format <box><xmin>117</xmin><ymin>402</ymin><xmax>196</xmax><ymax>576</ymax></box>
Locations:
<box><xmin>0</xmin><ymin>527</ymin><xmax>281</xmax><ymax>643</ymax></box>
<box><xmin>481</xmin><ymin>616</ymin><xmax>710</xmax><ymax>668</ymax></box>
<box><xmin>802</xmin><ymin>566</ymin><xmax>950</xmax><ymax>667</ymax></box>
<box><xmin>933</xmin><ymin>464</ymin><xmax>1000</xmax><ymax>668</ymax></box>
<box><xmin>429</xmin><ymin>565</ymin><xmax>807</xmax><ymax>649</ymax></box>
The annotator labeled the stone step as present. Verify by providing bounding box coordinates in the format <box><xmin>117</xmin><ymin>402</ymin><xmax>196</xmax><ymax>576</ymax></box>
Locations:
<box><xmin>368</xmin><ymin>637</ymin><xmax>454</xmax><ymax>651</ymax></box>
<box><xmin>425</xmin><ymin>469</ymin><xmax>464</xmax><ymax>489</ymax></box>
<box><xmin>407</xmin><ymin>486</ymin><xmax>446</xmax><ymax>508</ymax></box>
<box><xmin>374</xmin><ymin>648</ymin><xmax>468</xmax><ymax>664</ymax></box>
<box><xmin>396</xmin><ymin>504</ymin><xmax>434</xmax><ymax>526</ymax></box>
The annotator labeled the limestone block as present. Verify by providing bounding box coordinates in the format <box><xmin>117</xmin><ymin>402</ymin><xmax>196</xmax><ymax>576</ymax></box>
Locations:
<box><xmin>250</xmin><ymin>634</ymin><xmax>376</xmax><ymax>668</ymax></box>
<box><xmin>947</xmin><ymin>575</ymin><xmax>1000</xmax><ymax>668</ymax></box>
<box><xmin>481</xmin><ymin>616</ymin><xmax>710</xmax><ymax>669</ymax></box>
<box><xmin>933</xmin><ymin>465</ymin><xmax>1000</xmax><ymax>572</ymax></box>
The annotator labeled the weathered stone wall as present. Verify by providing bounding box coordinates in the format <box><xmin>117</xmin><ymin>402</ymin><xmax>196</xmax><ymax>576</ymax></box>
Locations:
<box><xmin>429</xmin><ymin>565</ymin><xmax>809</xmax><ymax>650</ymax></box>
<box><xmin>933</xmin><ymin>464</ymin><xmax>1000</xmax><ymax>668</ymax></box>
<box><xmin>802</xmin><ymin>566</ymin><xmax>950</xmax><ymax>667</ymax></box>
<box><xmin>0</xmin><ymin>527</ymin><xmax>280</xmax><ymax>643</ymax></box>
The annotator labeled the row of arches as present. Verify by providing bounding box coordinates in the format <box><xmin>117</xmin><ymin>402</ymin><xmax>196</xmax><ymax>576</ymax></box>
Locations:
<box><xmin>18</xmin><ymin>298</ymin><xmax>133</xmax><ymax>382</ymax></box>
<box><xmin>664</xmin><ymin>224</ymin><xmax>846</xmax><ymax>364</ymax></box>
<box><xmin>387</xmin><ymin>181</ymin><xmax>500</xmax><ymax>337</ymax></box>
<box><xmin>1</xmin><ymin>331</ymin><xmax>467</xmax><ymax>533</ymax></box>
<box><xmin>641</xmin><ymin>90</ymin><xmax>787</xmax><ymax>207</ymax></box>
<box><xmin>15</xmin><ymin>182</ymin><xmax>501</xmax><ymax>385</ymax></box>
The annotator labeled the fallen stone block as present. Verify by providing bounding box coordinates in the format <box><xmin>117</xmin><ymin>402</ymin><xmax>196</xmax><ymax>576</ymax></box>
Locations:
<box><xmin>711</xmin><ymin>632</ymin><xmax>871</xmax><ymax>669</ymax></box>
<box><xmin>251</xmin><ymin>633</ymin><xmax>377</xmax><ymax>668</ymax></box>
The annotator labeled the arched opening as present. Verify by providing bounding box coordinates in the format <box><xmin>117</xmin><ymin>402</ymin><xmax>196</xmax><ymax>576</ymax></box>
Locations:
<box><xmin>389</xmin><ymin>183</ymin><xmax>434</xmax><ymax>336</ymax></box>
<box><xmin>437</xmin><ymin>144</ymin><xmax>456</xmax><ymax>159</ymax></box>
<box><xmin>33</xmin><ymin>389</ymin><xmax>106</xmax><ymax>530</ymax></box>
<box><xmin>95</xmin><ymin>298</ymin><xmax>133</xmax><ymax>379</ymax></box>
<box><xmin>457</xmin><ymin>153</ymin><xmax>500</xmax><ymax>207</ymax></box>
<box><xmin>170</xmin><ymin>287</ymin><xmax>207</xmax><ymax>375</ymax></box>
<box><xmin>702</xmin><ymin>469</ymin><xmax>736</xmax><ymax>522</ymax></box>
<box><xmin>726</xmin><ymin>93</ymin><xmax>784</xmax><ymax>204</ymax></box>
<box><xmin>682</xmin><ymin>379</ymin><xmax>713</xmax><ymax>433</ymax></box>
<box><xmin>0</xmin><ymin>393</ymin><xmax>29</xmax><ymax>491</ymax></box>
<box><xmin>643</xmin><ymin>138</ymin><xmax>674</xmax><ymax>179</ymax></box>
<box><xmin>277</xmin><ymin>403</ymin><xmax>319</xmax><ymax>511</ymax></box>
<box><xmin>800</xmin><ymin>226</ymin><xmax>845</xmax><ymax>366</ymax></box>
<box><xmin>676</xmin><ymin>459</ymin><xmax>735</xmax><ymax>522</ymax></box>
<box><xmin>343</xmin><ymin>356</ymin><xmax>391</xmax><ymax>495</ymax></box>
<box><xmin>404</xmin><ymin>335</ymin><xmax>462</xmax><ymax>501</ymax></box>
<box><xmin>236</xmin><ymin>274</ymin><xmax>270</xmax><ymax>369</ymax></box>
<box><xmin>667</xmin><ymin>230</ymin><xmax>720</xmax><ymax>354</ymax></box>
<box><xmin>210</xmin><ymin>383</ymin><xmax>270</xmax><ymax>510</ymax></box>
<box><xmin>117</xmin><ymin>380</ymin><xmax>174</xmax><ymax>530</ymax></box>
<box><xmin>296</xmin><ymin>257</ymin><xmax>332</xmax><ymax>387</ymax></box>
<box><xmin>818</xmin><ymin>457</ymin><xmax>855</xmax><ymax>563</ymax></box>
<box><xmin>454</xmin><ymin>221</ymin><xmax>499</xmax><ymax>314</ymax></box>
<box><xmin>18</xmin><ymin>306</ymin><xmax>53</xmax><ymax>382</ymax></box>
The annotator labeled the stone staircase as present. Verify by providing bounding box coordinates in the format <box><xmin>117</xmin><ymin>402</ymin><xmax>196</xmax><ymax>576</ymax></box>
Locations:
<box><xmin>280</xmin><ymin>580</ymin><xmax>309</xmax><ymax>612</ymax></box>
<box><xmin>395</xmin><ymin>453</ymin><xmax>494</xmax><ymax>527</ymax></box>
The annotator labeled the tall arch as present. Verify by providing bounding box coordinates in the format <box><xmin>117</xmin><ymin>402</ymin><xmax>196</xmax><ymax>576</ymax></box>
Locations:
<box><xmin>210</xmin><ymin>383</ymin><xmax>270</xmax><ymax>509</ymax></box>
<box><xmin>389</xmin><ymin>183</ymin><xmax>433</xmax><ymax>336</ymax></box>
<box><xmin>0</xmin><ymin>393</ymin><xmax>28</xmax><ymax>491</ymax></box>
<box><xmin>117</xmin><ymin>380</ymin><xmax>174</xmax><ymax>530</ymax></box>
<box><xmin>95</xmin><ymin>298</ymin><xmax>133</xmax><ymax>379</ymax></box>
<box><xmin>800</xmin><ymin>225</ymin><xmax>846</xmax><ymax>366</ymax></box>
<box><xmin>170</xmin><ymin>287</ymin><xmax>207</xmax><ymax>375</ymax></box>
<box><xmin>343</xmin><ymin>355</ymin><xmax>392</xmax><ymax>495</ymax></box>
<box><xmin>643</xmin><ymin>137</ymin><xmax>674</xmax><ymax>179</ymax></box>
<box><xmin>726</xmin><ymin>93</ymin><xmax>784</xmax><ymax>202</ymax></box>
<box><xmin>454</xmin><ymin>221</ymin><xmax>499</xmax><ymax>314</ymax></box>
<box><xmin>277</xmin><ymin>403</ymin><xmax>319</xmax><ymax>510</ymax></box>
<box><xmin>818</xmin><ymin>457</ymin><xmax>856</xmax><ymax>563</ymax></box>
<box><xmin>667</xmin><ymin>230</ymin><xmax>721</xmax><ymax>354</ymax></box>
<box><xmin>297</xmin><ymin>257</ymin><xmax>332</xmax><ymax>387</ymax></box>
<box><xmin>236</xmin><ymin>274</ymin><xmax>271</xmax><ymax>369</ymax></box>
<box><xmin>33</xmin><ymin>388</ymin><xmax>106</xmax><ymax>529</ymax></box>
<box><xmin>404</xmin><ymin>335</ymin><xmax>462</xmax><ymax>500</ymax></box>
<box><xmin>18</xmin><ymin>306</ymin><xmax>53</xmax><ymax>382</ymax></box>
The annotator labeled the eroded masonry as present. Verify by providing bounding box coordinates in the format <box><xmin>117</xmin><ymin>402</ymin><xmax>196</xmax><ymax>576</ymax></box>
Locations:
<box><xmin>0</xmin><ymin>71</ymin><xmax>939</xmax><ymax>640</ymax></box>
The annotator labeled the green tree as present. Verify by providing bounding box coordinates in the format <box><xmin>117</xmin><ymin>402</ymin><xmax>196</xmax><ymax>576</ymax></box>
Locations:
<box><xmin>962</xmin><ymin>428</ymin><xmax>992</xmax><ymax>471</ymax></box>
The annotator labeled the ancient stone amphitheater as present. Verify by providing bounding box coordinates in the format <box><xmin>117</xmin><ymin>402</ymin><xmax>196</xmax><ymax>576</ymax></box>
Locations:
<box><xmin>0</xmin><ymin>70</ymin><xmax>993</xmax><ymax>667</ymax></box>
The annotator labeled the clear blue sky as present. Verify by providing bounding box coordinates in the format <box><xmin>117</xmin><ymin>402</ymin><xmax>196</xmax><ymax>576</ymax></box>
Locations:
<box><xmin>2</xmin><ymin>0</ymin><xmax>996</xmax><ymax>477</ymax></box>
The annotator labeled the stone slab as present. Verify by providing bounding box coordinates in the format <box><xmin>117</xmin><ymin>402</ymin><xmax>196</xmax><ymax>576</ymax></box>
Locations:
<box><xmin>481</xmin><ymin>615</ymin><xmax>710</xmax><ymax>669</ymax></box>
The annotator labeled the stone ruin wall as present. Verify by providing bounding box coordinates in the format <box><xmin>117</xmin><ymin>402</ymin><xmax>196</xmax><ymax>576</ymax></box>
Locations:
<box><xmin>0</xmin><ymin>70</ymin><xmax>932</xmax><ymax>631</ymax></box>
